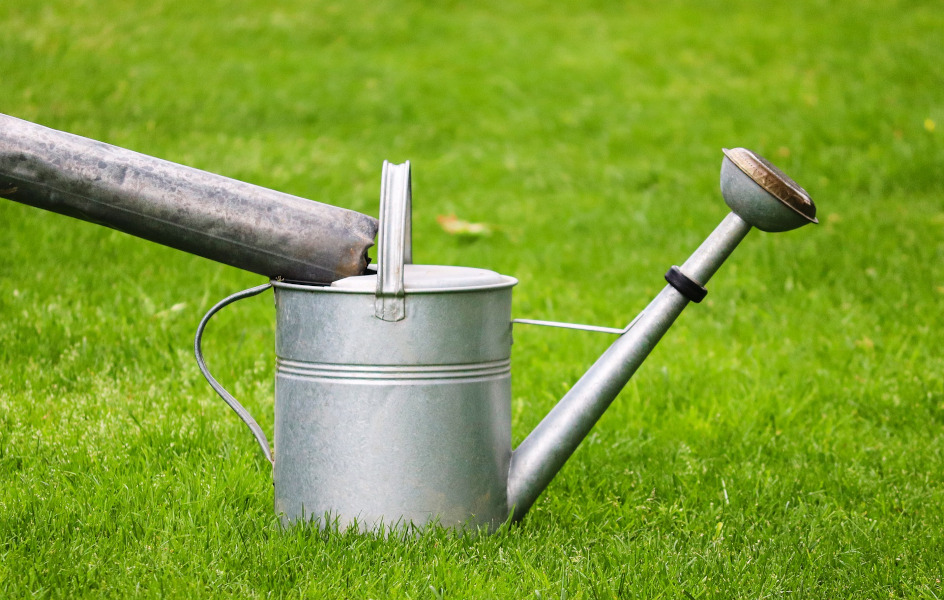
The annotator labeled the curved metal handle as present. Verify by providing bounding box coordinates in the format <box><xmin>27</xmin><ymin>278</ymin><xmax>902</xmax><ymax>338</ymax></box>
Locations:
<box><xmin>374</xmin><ymin>160</ymin><xmax>412</xmax><ymax>321</ymax></box>
<box><xmin>194</xmin><ymin>282</ymin><xmax>274</xmax><ymax>465</ymax></box>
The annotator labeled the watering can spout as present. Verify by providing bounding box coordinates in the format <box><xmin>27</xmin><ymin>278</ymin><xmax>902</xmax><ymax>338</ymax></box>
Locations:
<box><xmin>506</xmin><ymin>148</ymin><xmax>817</xmax><ymax>520</ymax></box>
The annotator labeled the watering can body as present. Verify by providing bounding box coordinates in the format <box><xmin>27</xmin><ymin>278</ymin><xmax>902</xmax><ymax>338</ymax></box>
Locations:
<box><xmin>196</xmin><ymin>162</ymin><xmax>524</xmax><ymax>530</ymax></box>
<box><xmin>272</xmin><ymin>269</ymin><xmax>516</xmax><ymax>530</ymax></box>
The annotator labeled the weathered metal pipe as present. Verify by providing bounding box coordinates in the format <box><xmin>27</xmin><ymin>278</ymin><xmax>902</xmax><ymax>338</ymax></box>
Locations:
<box><xmin>0</xmin><ymin>113</ymin><xmax>378</xmax><ymax>283</ymax></box>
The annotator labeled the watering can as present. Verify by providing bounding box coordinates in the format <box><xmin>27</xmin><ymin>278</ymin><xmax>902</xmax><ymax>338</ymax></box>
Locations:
<box><xmin>194</xmin><ymin>151</ymin><xmax>817</xmax><ymax>531</ymax></box>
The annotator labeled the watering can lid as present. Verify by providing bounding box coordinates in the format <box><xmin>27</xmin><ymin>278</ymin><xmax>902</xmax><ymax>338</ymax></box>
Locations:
<box><xmin>330</xmin><ymin>264</ymin><xmax>516</xmax><ymax>292</ymax></box>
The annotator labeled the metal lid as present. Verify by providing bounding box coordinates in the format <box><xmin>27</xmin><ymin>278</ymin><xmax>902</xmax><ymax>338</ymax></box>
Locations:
<box><xmin>331</xmin><ymin>264</ymin><xmax>516</xmax><ymax>293</ymax></box>
<box><xmin>722</xmin><ymin>148</ymin><xmax>817</xmax><ymax>224</ymax></box>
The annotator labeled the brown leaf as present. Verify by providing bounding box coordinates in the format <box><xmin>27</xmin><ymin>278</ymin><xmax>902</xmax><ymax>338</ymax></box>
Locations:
<box><xmin>436</xmin><ymin>214</ymin><xmax>493</xmax><ymax>237</ymax></box>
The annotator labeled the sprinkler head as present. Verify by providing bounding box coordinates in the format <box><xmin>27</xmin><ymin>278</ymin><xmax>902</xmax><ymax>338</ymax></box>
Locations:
<box><xmin>720</xmin><ymin>148</ymin><xmax>817</xmax><ymax>232</ymax></box>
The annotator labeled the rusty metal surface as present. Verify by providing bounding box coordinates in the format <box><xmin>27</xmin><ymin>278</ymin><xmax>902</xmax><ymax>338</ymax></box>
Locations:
<box><xmin>722</xmin><ymin>147</ymin><xmax>817</xmax><ymax>225</ymax></box>
<box><xmin>0</xmin><ymin>113</ymin><xmax>378</xmax><ymax>283</ymax></box>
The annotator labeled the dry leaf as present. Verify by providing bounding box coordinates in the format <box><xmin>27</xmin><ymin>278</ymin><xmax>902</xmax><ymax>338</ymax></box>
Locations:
<box><xmin>436</xmin><ymin>214</ymin><xmax>493</xmax><ymax>237</ymax></box>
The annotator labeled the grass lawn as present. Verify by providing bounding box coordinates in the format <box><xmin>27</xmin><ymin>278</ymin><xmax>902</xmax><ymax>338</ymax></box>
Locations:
<box><xmin>1</xmin><ymin>0</ymin><xmax>943</xmax><ymax>597</ymax></box>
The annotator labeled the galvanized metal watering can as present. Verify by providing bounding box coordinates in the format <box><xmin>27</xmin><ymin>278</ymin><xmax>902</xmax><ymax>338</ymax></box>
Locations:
<box><xmin>194</xmin><ymin>152</ymin><xmax>818</xmax><ymax>531</ymax></box>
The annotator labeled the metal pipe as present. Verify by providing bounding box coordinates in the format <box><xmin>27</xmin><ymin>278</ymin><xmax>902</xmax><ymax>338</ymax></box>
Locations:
<box><xmin>506</xmin><ymin>212</ymin><xmax>752</xmax><ymax>519</ymax></box>
<box><xmin>0</xmin><ymin>113</ymin><xmax>378</xmax><ymax>283</ymax></box>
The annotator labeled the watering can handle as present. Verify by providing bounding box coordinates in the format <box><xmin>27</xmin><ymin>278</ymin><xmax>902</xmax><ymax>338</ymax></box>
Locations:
<box><xmin>194</xmin><ymin>282</ymin><xmax>274</xmax><ymax>466</ymax></box>
<box><xmin>374</xmin><ymin>160</ymin><xmax>412</xmax><ymax>321</ymax></box>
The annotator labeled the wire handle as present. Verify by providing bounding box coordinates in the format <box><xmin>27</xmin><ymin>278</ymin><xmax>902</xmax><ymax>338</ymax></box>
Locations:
<box><xmin>194</xmin><ymin>282</ymin><xmax>274</xmax><ymax>465</ymax></box>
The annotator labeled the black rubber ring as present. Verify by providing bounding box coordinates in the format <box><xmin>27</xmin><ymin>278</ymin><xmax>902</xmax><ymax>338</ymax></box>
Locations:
<box><xmin>665</xmin><ymin>266</ymin><xmax>707</xmax><ymax>303</ymax></box>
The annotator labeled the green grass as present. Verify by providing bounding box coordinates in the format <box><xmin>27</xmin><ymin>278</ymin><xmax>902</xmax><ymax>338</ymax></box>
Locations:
<box><xmin>1</xmin><ymin>0</ymin><xmax>943</xmax><ymax>597</ymax></box>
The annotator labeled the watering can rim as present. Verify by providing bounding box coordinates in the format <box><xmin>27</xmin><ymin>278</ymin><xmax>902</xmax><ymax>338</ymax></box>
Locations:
<box><xmin>271</xmin><ymin>266</ymin><xmax>518</xmax><ymax>295</ymax></box>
